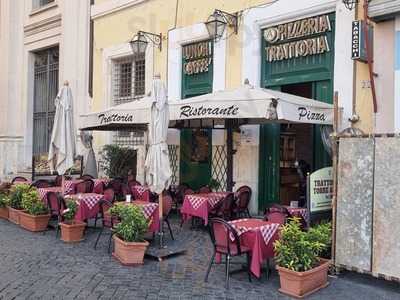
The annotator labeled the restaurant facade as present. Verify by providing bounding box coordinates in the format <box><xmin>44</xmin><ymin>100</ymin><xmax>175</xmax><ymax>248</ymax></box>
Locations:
<box><xmin>90</xmin><ymin>0</ymin><xmax>355</xmax><ymax>214</ymax></box>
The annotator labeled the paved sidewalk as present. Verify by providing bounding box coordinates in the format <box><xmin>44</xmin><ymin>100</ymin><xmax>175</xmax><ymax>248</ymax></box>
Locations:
<box><xmin>0</xmin><ymin>218</ymin><xmax>399</xmax><ymax>300</ymax></box>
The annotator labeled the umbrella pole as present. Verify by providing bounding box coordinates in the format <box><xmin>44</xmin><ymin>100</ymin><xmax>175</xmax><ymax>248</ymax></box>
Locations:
<box><xmin>226</xmin><ymin>121</ymin><xmax>234</xmax><ymax>192</ymax></box>
<box><xmin>158</xmin><ymin>192</ymin><xmax>164</xmax><ymax>248</ymax></box>
<box><xmin>61</xmin><ymin>175</ymin><xmax>65</xmax><ymax>196</ymax></box>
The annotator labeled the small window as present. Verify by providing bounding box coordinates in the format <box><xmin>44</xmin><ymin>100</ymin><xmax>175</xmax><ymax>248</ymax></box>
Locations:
<box><xmin>33</xmin><ymin>0</ymin><xmax>55</xmax><ymax>9</ymax></box>
<box><xmin>111</xmin><ymin>54</ymin><xmax>146</xmax><ymax>146</ymax></box>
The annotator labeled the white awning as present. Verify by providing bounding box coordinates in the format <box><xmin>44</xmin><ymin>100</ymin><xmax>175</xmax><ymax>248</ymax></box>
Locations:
<box><xmin>169</xmin><ymin>83</ymin><xmax>333</xmax><ymax>125</ymax></box>
<box><xmin>80</xmin><ymin>82</ymin><xmax>334</xmax><ymax>131</ymax></box>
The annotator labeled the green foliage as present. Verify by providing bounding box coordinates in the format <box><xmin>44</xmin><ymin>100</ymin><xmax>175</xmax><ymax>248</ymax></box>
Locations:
<box><xmin>21</xmin><ymin>188</ymin><xmax>48</xmax><ymax>216</ymax></box>
<box><xmin>9</xmin><ymin>184</ymin><xmax>32</xmax><ymax>209</ymax></box>
<box><xmin>63</xmin><ymin>200</ymin><xmax>78</xmax><ymax>222</ymax></box>
<box><xmin>109</xmin><ymin>203</ymin><xmax>149</xmax><ymax>243</ymax></box>
<box><xmin>274</xmin><ymin>218</ymin><xmax>331</xmax><ymax>272</ymax></box>
<box><xmin>0</xmin><ymin>193</ymin><xmax>10</xmax><ymax>208</ymax></box>
<box><xmin>208</xmin><ymin>178</ymin><xmax>220</xmax><ymax>191</ymax></box>
<box><xmin>102</xmin><ymin>144</ymin><xmax>137</xmax><ymax>179</ymax></box>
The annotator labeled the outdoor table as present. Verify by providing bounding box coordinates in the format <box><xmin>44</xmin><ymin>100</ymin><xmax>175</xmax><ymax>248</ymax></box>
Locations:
<box><xmin>64</xmin><ymin>180</ymin><xmax>81</xmax><ymax>194</ymax></box>
<box><xmin>65</xmin><ymin>193</ymin><xmax>104</xmax><ymax>222</ymax></box>
<box><xmin>131</xmin><ymin>185</ymin><xmax>150</xmax><ymax>202</ymax></box>
<box><xmin>109</xmin><ymin>201</ymin><xmax>160</xmax><ymax>232</ymax></box>
<box><xmin>180</xmin><ymin>192</ymin><xmax>230</xmax><ymax>225</ymax></box>
<box><xmin>284</xmin><ymin>206</ymin><xmax>308</xmax><ymax>222</ymax></box>
<box><xmin>219</xmin><ymin>218</ymin><xmax>280</xmax><ymax>278</ymax></box>
<box><xmin>38</xmin><ymin>187</ymin><xmax>63</xmax><ymax>202</ymax></box>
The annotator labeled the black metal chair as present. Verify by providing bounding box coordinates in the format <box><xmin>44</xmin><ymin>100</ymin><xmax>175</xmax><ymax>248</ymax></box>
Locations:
<box><xmin>234</xmin><ymin>190</ymin><xmax>252</xmax><ymax>218</ymax></box>
<box><xmin>31</xmin><ymin>179</ymin><xmax>52</xmax><ymax>189</ymax></box>
<box><xmin>263</xmin><ymin>204</ymin><xmax>290</xmax><ymax>225</ymax></box>
<box><xmin>94</xmin><ymin>199</ymin><xmax>118</xmax><ymax>253</ymax></box>
<box><xmin>11</xmin><ymin>176</ymin><xmax>28</xmax><ymax>184</ymax></box>
<box><xmin>205</xmin><ymin>218</ymin><xmax>252</xmax><ymax>289</ymax></box>
<box><xmin>210</xmin><ymin>193</ymin><xmax>236</xmax><ymax>221</ymax></box>
<box><xmin>80</xmin><ymin>174</ymin><xmax>95</xmax><ymax>180</ymax></box>
<box><xmin>47</xmin><ymin>192</ymin><xmax>66</xmax><ymax>237</ymax></box>
<box><xmin>106</xmin><ymin>179</ymin><xmax>124</xmax><ymax>200</ymax></box>
<box><xmin>75</xmin><ymin>179</ymin><xmax>94</xmax><ymax>194</ymax></box>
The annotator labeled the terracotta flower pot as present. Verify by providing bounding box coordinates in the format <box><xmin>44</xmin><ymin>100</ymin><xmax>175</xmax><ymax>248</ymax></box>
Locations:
<box><xmin>7</xmin><ymin>206</ymin><xmax>22</xmax><ymax>224</ymax></box>
<box><xmin>277</xmin><ymin>258</ymin><xmax>330</xmax><ymax>299</ymax></box>
<box><xmin>19</xmin><ymin>211</ymin><xmax>51</xmax><ymax>232</ymax></box>
<box><xmin>60</xmin><ymin>221</ymin><xmax>86</xmax><ymax>242</ymax></box>
<box><xmin>112</xmin><ymin>235</ymin><xmax>149</xmax><ymax>266</ymax></box>
<box><xmin>0</xmin><ymin>206</ymin><xmax>9</xmax><ymax>220</ymax></box>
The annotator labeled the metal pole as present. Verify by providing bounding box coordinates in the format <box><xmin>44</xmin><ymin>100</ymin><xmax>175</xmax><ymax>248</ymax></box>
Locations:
<box><xmin>226</xmin><ymin>121</ymin><xmax>234</xmax><ymax>192</ymax></box>
<box><xmin>158</xmin><ymin>192</ymin><xmax>165</xmax><ymax>248</ymax></box>
<box><xmin>331</xmin><ymin>91</ymin><xmax>339</xmax><ymax>272</ymax></box>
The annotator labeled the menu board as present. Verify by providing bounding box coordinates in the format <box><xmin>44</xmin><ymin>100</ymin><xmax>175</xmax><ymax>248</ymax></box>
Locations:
<box><xmin>308</xmin><ymin>167</ymin><xmax>333</xmax><ymax>213</ymax></box>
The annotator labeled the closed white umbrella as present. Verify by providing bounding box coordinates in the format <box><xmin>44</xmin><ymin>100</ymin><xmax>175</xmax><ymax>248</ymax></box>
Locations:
<box><xmin>145</xmin><ymin>75</ymin><xmax>172</xmax><ymax>247</ymax></box>
<box><xmin>48</xmin><ymin>81</ymin><xmax>76</xmax><ymax>192</ymax></box>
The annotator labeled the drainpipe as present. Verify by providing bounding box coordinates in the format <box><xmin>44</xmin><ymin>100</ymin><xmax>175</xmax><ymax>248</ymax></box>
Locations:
<box><xmin>363</xmin><ymin>0</ymin><xmax>378</xmax><ymax>113</ymax></box>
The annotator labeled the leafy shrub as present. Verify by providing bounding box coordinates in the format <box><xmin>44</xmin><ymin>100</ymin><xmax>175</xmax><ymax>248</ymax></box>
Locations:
<box><xmin>62</xmin><ymin>200</ymin><xmax>78</xmax><ymax>223</ymax></box>
<box><xmin>9</xmin><ymin>184</ymin><xmax>32</xmax><ymax>209</ymax></box>
<box><xmin>102</xmin><ymin>144</ymin><xmax>137</xmax><ymax>179</ymax></box>
<box><xmin>109</xmin><ymin>204</ymin><xmax>148</xmax><ymax>242</ymax></box>
<box><xmin>208</xmin><ymin>178</ymin><xmax>221</xmax><ymax>191</ymax></box>
<box><xmin>274</xmin><ymin>218</ymin><xmax>331</xmax><ymax>272</ymax></box>
<box><xmin>21</xmin><ymin>188</ymin><xmax>48</xmax><ymax>216</ymax></box>
<box><xmin>0</xmin><ymin>182</ymin><xmax>12</xmax><ymax>195</ymax></box>
<box><xmin>0</xmin><ymin>193</ymin><xmax>10</xmax><ymax>208</ymax></box>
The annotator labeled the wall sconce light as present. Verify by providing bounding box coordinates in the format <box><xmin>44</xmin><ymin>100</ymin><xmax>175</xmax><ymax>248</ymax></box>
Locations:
<box><xmin>205</xmin><ymin>9</ymin><xmax>238</xmax><ymax>41</ymax></box>
<box><xmin>342</xmin><ymin>0</ymin><xmax>359</xmax><ymax>10</ymax></box>
<box><xmin>129</xmin><ymin>31</ymin><xmax>162</xmax><ymax>56</ymax></box>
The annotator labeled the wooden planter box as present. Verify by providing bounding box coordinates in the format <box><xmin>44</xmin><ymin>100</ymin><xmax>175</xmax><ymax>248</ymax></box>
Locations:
<box><xmin>60</xmin><ymin>221</ymin><xmax>86</xmax><ymax>242</ymax></box>
<box><xmin>0</xmin><ymin>206</ymin><xmax>9</xmax><ymax>220</ymax></box>
<box><xmin>19</xmin><ymin>211</ymin><xmax>51</xmax><ymax>232</ymax></box>
<box><xmin>7</xmin><ymin>207</ymin><xmax>22</xmax><ymax>224</ymax></box>
<box><xmin>112</xmin><ymin>235</ymin><xmax>149</xmax><ymax>266</ymax></box>
<box><xmin>277</xmin><ymin>259</ymin><xmax>330</xmax><ymax>299</ymax></box>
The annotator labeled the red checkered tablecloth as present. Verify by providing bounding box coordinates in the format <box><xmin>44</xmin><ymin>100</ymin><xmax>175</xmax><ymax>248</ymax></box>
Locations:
<box><xmin>38</xmin><ymin>187</ymin><xmax>63</xmax><ymax>201</ymax></box>
<box><xmin>186</xmin><ymin>193</ymin><xmax>225</xmax><ymax>210</ymax></box>
<box><xmin>66</xmin><ymin>193</ymin><xmax>103</xmax><ymax>210</ymax></box>
<box><xmin>229</xmin><ymin>219</ymin><xmax>280</xmax><ymax>246</ymax></box>
<box><xmin>135</xmin><ymin>202</ymin><xmax>158</xmax><ymax>219</ymax></box>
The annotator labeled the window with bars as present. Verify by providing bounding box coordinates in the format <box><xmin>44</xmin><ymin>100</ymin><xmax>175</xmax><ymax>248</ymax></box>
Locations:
<box><xmin>33</xmin><ymin>0</ymin><xmax>55</xmax><ymax>9</ymax></box>
<box><xmin>112</xmin><ymin>54</ymin><xmax>146</xmax><ymax>146</ymax></box>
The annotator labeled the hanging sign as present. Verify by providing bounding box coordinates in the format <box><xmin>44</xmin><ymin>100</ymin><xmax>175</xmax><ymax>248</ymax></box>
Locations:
<box><xmin>182</xmin><ymin>40</ymin><xmax>213</xmax><ymax>75</ymax></box>
<box><xmin>264</xmin><ymin>14</ymin><xmax>332</xmax><ymax>62</ymax></box>
<box><xmin>308</xmin><ymin>167</ymin><xmax>333</xmax><ymax>213</ymax></box>
<box><xmin>351</xmin><ymin>20</ymin><xmax>373</xmax><ymax>62</ymax></box>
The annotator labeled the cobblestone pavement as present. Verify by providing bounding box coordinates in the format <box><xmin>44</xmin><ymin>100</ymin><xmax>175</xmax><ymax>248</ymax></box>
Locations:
<box><xmin>0</xmin><ymin>217</ymin><xmax>399</xmax><ymax>300</ymax></box>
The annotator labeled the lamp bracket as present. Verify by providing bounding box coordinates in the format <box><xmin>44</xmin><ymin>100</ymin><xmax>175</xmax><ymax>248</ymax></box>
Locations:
<box><xmin>138</xmin><ymin>31</ymin><xmax>162</xmax><ymax>51</ymax></box>
<box><xmin>214</xmin><ymin>9</ymin><xmax>238</xmax><ymax>34</ymax></box>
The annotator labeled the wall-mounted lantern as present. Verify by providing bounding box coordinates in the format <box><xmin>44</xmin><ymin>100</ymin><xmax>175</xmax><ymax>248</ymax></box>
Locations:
<box><xmin>342</xmin><ymin>0</ymin><xmax>359</xmax><ymax>10</ymax></box>
<box><xmin>205</xmin><ymin>9</ymin><xmax>238</xmax><ymax>41</ymax></box>
<box><xmin>129</xmin><ymin>31</ymin><xmax>162</xmax><ymax>56</ymax></box>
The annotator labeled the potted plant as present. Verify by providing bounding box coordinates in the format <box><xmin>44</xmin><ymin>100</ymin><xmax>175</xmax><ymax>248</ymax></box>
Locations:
<box><xmin>19</xmin><ymin>188</ymin><xmax>51</xmax><ymax>232</ymax></box>
<box><xmin>274</xmin><ymin>218</ymin><xmax>331</xmax><ymax>299</ymax></box>
<box><xmin>109</xmin><ymin>203</ymin><xmax>149</xmax><ymax>265</ymax></box>
<box><xmin>59</xmin><ymin>200</ymin><xmax>86</xmax><ymax>242</ymax></box>
<box><xmin>0</xmin><ymin>193</ymin><xmax>10</xmax><ymax>220</ymax></box>
<box><xmin>7</xmin><ymin>184</ymin><xmax>31</xmax><ymax>224</ymax></box>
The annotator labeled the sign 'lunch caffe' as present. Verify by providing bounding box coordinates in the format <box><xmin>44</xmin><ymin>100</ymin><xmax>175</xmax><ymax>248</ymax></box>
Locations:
<box><xmin>183</xmin><ymin>40</ymin><xmax>213</xmax><ymax>76</ymax></box>
<box><xmin>264</xmin><ymin>14</ymin><xmax>331</xmax><ymax>62</ymax></box>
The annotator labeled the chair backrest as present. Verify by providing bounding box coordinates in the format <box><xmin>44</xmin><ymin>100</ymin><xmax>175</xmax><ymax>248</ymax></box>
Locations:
<box><xmin>209</xmin><ymin>218</ymin><xmax>242</xmax><ymax>256</ymax></box>
<box><xmin>75</xmin><ymin>179</ymin><xmax>94</xmax><ymax>194</ymax></box>
<box><xmin>198</xmin><ymin>186</ymin><xmax>211</xmax><ymax>194</ymax></box>
<box><xmin>98</xmin><ymin>199</ymin><xmax>115</xmax><ymax>228</ymax></box>
<box><xmin>121</xmin><ymin>184</ymin><xmax>130</xmax><ymax>197</ymax></box>
<box><xmin>236</xmin><ymin>185</ymin><xmax>252</xmax><ymax>196</ymax></box>
<box><xmin>54</xmin><ymin>175</ymin><xmax>62</xmax><ymax>187</ymax></box>
<box><xmin>47</xmin><ymin>192</ymin><xmax>66</xmax><ymax>218</ymax></box>
<box><xmin>31</xmin><ymin>179</ymin><xmax>52</xmax><ymax>189</ymax></box>
<box><xmin>11</xmin><ymin>176</ymin><xmax>28</xmax><ymax>184</ymax></box>
<box><xmin>184</xmin><ymin>188</ymin><xmax>194</xmax><ymax>196</ymax></box>
<box><xmin>103</xmin><ymin>188</ymin><xmax>115</xmax><ymax>203</ymax></box>
<box><xmin>80</xmin><ymin>174</ymin><xmax>94</xmax><ymax>180</ymax></box>
<box><xmin>162</xmin><ymin>195</ymin><xmax>173</xmax><ymax>217</ymax></box>
<box><xmin>236</xmin><ymin>190</ymin><xmax>251</xmax><ymax>210</ymax></box>
<box><xmin>128</xmin><ymin>180</ymin><xmax>141</xmax><ymax>189</ymax></box>
<box><xmin>221</xmin><ymin>193</ymin><xmax>236</xmax><ymax>220</ymax></box>
<box><xmin>264</xmin><ymin>205</ymin><xmax>290</xmax><ymax>225</ymax></box>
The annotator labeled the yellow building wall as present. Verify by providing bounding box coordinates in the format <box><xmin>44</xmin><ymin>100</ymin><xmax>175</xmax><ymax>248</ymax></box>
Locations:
<box><xmin>353</xmin><ymin>2</ymin><xmax>374</xmax><ymax>133</ymax></box>
<box><xmin>92</xmin><ymin>0</ymin><xmax>272</xmax><ymax>146</ymax></box>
